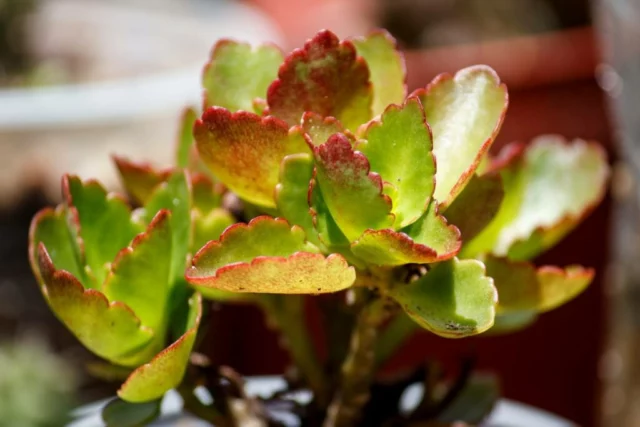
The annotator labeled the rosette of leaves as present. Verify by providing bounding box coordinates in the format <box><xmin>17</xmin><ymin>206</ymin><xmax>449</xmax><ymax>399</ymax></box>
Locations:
<box><xmin>185</xmin><ymin>29</ymin><xmax>609</xmax><ymax>342</ymax></box>
<box><xmin>28</xmin><ymin>168</ymin><xmax>205</xmax><ymax>408</ymax></box>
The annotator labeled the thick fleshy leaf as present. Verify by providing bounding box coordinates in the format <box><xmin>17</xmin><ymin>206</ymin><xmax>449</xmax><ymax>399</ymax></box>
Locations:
<box><xmin>186</xmin><ymin>217</ymin><xmax>354</xmax><ymax>293</ymax></box>
<box><xmin>266</xmin><ymin>30</ymin><xmax>372</xmax><ymax>130</ymax></box>
<box><xmin>352</xmin><ymin>30</ymin><xmax>406</xmax><ymax>116</ymax></box>
<box><xmin>63</xmin><ymin>175</ymin><xmax>142</xmax><ymax>288</ymax></box>
<box><xmin>143</xmin><ymin>171</ymin><xmax>192</xmax><ymax>286</ymax></box>
<box><xmin>351</xmin><ymin>202</ymin><xmax>460</xmax><ymax>266</ymax></box>
<box><xmin>202</xmin><ymin>40</ymin><xmax>283</xmax><ymax>113</ymax></box>
<box><xmin>113</xmin><ymin>156</ymin><xmax>170</xmax><ymax>206</ymax></box>
<box><xmin>484</xmin><ymin>256</ymin><xmax>594</xmax><ymax>313</ymax></box>
<box><xmin>103</xmin><ymin>211</ymin><xmax>172</xmax><ymax>334</ymax></box>
<box><xmin>194</xmin><ymin>108</ymin><xmax>308</xmax><ymax>207</ymax></box>
<box><xmin>358</xmin><ymin>97</ymin><xmax>435</xmax><ymax>227</ymax></box>
<box><xmin>29</xmin><ymin>206</ymin><xmax>83</xmax><ymax>285</ymax></box>
<box><xmin>176</xmin><ymin>107</ymin><xmax>198</xmax><ymax>168</ymax></box>
<box><xmin>37</xmin><ymin>244</ymin><xmax>154</xmax><ymax>366</ymax></box>
<box><xmin>489</xmin><ymin>312</ymin><xmax>538</xmax><ymax>335</ymax></box>
<box><xmin>275</xmin><ymin>153</ymin><xmax>321</xmax><ymax>246</ymax></box>
<box><xmin>464</xmin><ymin>137</ymin><xmax>609</xmax><ymax>259</ymax></box>
<box><xmin>309</xmin><ymin>173</ymin><xmax>350</xmax><ymax>249</ymax></box>
<box><xmin>118</xmin><ymin>293</ymin><xmax>202</xmax><ymax>403</ymax></box>
<box><xmin>313</xmin><ymin>133</ymin><xmax>394</xmax><ymax>240</ymax></box>
<box><xmin>192</xmin><ymin>173</ymin><xmax>225</xmax><ymax>213</ymax></box>
<box><xmin>192</xmin><ymin>208</ymin><xmax>235</xmax><ymax>253</ymax></box>
<box><xmin>301</xmin><ymin>112</ymin><xmax>348</xmax><ymax>146</ymax></box>
<box><xmin>389</xmin><ymin>258</ymin><xmax>497</xmax><ymax>338</ymax></box>
<box><xmin>102</xmin><ymin>398</ymin><xmax>161</xmax><ymax>427</ymax></box>
<box><xmin>444</xmin><ymin>173</ymin><xmax>504</xmax><ymax>242</ymax></box>
<box><xmin>437</xmin><ymin>375</ymin><xmax>500</xmax><ymax>424</ymax></box>
<box><xmin>414</xmin><ymin>66</ymin><xmax>508</xmax><ymax>208</ymax></box>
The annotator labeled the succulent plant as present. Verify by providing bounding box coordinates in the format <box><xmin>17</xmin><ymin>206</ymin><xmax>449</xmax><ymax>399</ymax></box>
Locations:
<box><xmin>28</xmin><ymin>29</ymin><xmax>609</xmax><ymax>426</ymax></box>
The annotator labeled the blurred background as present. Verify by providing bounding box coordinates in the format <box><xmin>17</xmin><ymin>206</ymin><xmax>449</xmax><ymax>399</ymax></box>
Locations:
<box><xmin>0</xmin><ymin>0</ymin><xmax>638</xmax><ymax>426</ymax></box>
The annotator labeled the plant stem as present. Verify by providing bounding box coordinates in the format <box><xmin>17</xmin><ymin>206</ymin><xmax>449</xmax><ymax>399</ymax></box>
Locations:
<box><xmin>177</xmin><ymin>382</ymin><xmax>232</xmax><ymax>426</ymax></box>
<box><xmin>259</xmin><ymin>295</ymin><xmax>328</xmax><ymax>405</ymax></box>
<box><xmin>323</xmin><ymin>295</ymin><xmax>392</xmax><ymax>427</ymax></box>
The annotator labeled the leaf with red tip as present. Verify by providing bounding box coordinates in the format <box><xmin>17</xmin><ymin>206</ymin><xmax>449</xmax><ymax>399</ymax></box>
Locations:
<box><xmin>103</xmin><ymin>211</ymin><xmax>173</xmax><ymax>335</ymax></box>
<box><xmin>313</xmin><ymin>133</ymin><xmax>394</xmax><ymax>241</ymax></box>
<box><xmin>37</xmin><ymin>244</ymin><xmax>154</xmax><ymax>366</ymax></box>
<box><xmin>275</xmin><ymin>153</ymin><xmax>321</xmax><ymax>246</ymax></box>
<box><xmin>352</xmin><ymin>30</ymin><xmax>406</xmax><ymax>116</ymax></box>
<box><xmin>29</xmin><ymin>206</ymin><xmax>84</xmax><ymax>286</ymax></box>
<box><xmin>118</xmin><ymin>293</ymin><xmax>202</xmax><ymax>402</ymax></box>
<box><xmin>186</xmin><ymin>217</ymin><xmax>355</xmax><ymax>294</ymax></box>
<box><xmin>266</xmin><ymin>30</ymin><xmax>372</xmax><ymax>130</ymax></box>
<box><xmin>64</xmin><ymin>175</ymin><xmax>143</xmax><ymax>288</ymax></box>
<box><xmin>191</xmin><ymin>173</ymin><xmax>225</xmax><ymax>213</ymax></box>
<box><xmin>175</xmin><ymin>107</ymin><xmax>198</xmax><ymax>168</ymax></box>
<box><xmin>113</xmin><ymin>157</ymin><xmax>170</xmax><ymax>205</ymax></box>
<box><xmin>351</xmin><ymin>202</ymin><xmax>460</xmax><ymax>266</ymax></box>
<box><xmin>390</xmin><ymin>258</ymin><xmax>497</xmax><ymax>338</ymax></box>
<box><xmin>301</xmin><ymin>112</ymin><xmax>348</xmax><ymax>146</ymax></box>
<box><xmin>484</xmin><ymin>256</ymin><xmax>594</xmax><ymax>314</ymax></box>
<box><xmin>203</xmin><ymin>40</ymin><xmax>283</xmax><ymax>113</ymax></box>
<box><xmin>464</xmin><ymin>137</ymin><xmax>609</xmax><ymax>260</ymax></box>
<box><xmin>194</xmin><ymin>108</ymin><xmax>308</xmax><ymax>208</ymax></box>
<box><xmin>444</xmin><ymin>173</ymin><xmax>504</xmax><ymax>242</ymax></box>
<box><xmin>414</xmin><ymin>65</ymin><xmax>508</xmax><ymax>208</ymax></box>
<box><xmin>359</xmin><ymin>97</ymin><xmax>435</xmax><ymax>227</ymax></box>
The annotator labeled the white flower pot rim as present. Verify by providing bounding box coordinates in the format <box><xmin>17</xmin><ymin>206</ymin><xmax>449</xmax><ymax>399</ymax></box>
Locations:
<box><xmin>69</xmin><ymin>376</ymin><xmax>576</xmax><ymax>427</ymax></box>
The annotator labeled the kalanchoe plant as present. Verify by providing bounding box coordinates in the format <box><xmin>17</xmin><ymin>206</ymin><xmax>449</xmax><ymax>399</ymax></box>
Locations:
<box><xmin>28</xmin><ymin>29</ymin><xmax>609</xmax><ymax>426</ymax></box>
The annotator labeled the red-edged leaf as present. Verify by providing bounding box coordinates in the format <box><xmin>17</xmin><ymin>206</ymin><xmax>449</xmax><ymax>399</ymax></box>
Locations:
<box><xmin>118</xmin><ymin>293</ymin><xmax>202</xmax><ymax>403</ymax></box>
<box><xmin>37</xmin><ymin>244</ymin><xmax>154</xmax><ymax>367</ymax></box>
<box><xmin>186</xmin><ymin>216</ymin><xmax>355</xmax><ymax>294</ymax></box>
<box><xmin>313</xmin><ymin>133</ymin><xmax>394</xmax><ymax>241</ymax></box>
<box><xmin>358</xmin><ymin>96</ymin><xmax>435</xmax><ymax>227</ymax></box>
<box><xmin>413</xmin><ymin>65</ymin><xmax>508</xmax><ymax>208</ymax></box>
<box><xmin>194</xmin><ymin>107</ymin><xmax>308</xmax><ymax>208</ymax></box>
<box><xmin>351</xmin><ymin>202</ymin><xmax>460</xmax><ymax>266</ymax></box>
<box><xmin>113</xmin><ymin>156</ymin><xmax>170</xmax><ymax>205</ymax></box>
<box><xmin>301</xmin><ymin>112</ymin><xmax>350</xmax><ymax>147</ymax></box>
<box><xmin>266</xmin><ymin>30</ymin><xmax>372</xmax><ymax>130</ymax></box>
<box><xmin>485</xmin><ymin>256</ymin><xmax>595</xmax><ymax>313</ymax></box>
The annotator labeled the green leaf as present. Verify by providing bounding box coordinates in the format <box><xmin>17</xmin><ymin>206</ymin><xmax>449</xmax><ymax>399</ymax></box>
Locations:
<box><xmin>464</xmin><ymin>137</ymin><xmax>609</xmax><ymax>259</ymax></box>
<box><xmin>484</xmin><ymin>256</ymin><xmax>594</xmax><ymax>313</ymax></box>
<box><xmin>102</xmin><ymin>398</ymin><xmax>161</xmax><ymax>427</ymax></box>
<box><xmin>176</xmin><ymin>107</ymin><xmax>198</xmax><ymax>168</ymax></box>
<box><xmin>358</xmin><ymin>96</ymin><xmax>435</xmax><ymax>227</ymax></box>
<box><xmin>309</xmin><ymin>175</ymin><xmax>350</xmax><ymax>249</ymax></box>
<box><xmin>444</xmin><ymin>172</ymin><xmax>504</xmax><ymax>242</ymax></box>
<box><xmin>352</xmin><ymin>30</ymin><xmax>406</xmax><ymax>116</ymax></box>
<box><xmin>266</xmin><ymin>30</ymin><xmax>372</xmax><ymax>130</ymax></box>
<box><xmin>489</xmin><ymin>311</ymin><xmax>538</xmax><ymax>335</ymax></box>
<box><xmin>103</xmin><ymin>210</ymin><xmax>173</xmax><ymax>335</ymax></box>
<box><xmin>29</xmin><ymin>206</ymin><xmax>83</xmax><ymax>285</ymax></box>
<box><xmin>414</xmin><ymin>66</ymin><xmax>508</xmax><ymax>208</ymax></box>
<box><xmin>275</xmin><ymin>153</ymin><xmax>322</xmax><ymax>246</ymax></box>
<box><xmin>143</xmin><ymin>171</ymin><xmax>192</xmax><ymax>286</ymax></box>
<box><xmin>36</xmin><ymin>244</ymin><xmax>154</xmax><ymax>366</ymax></box>
<box><xmin>390</xmin><ymin>258</ymin><xmax>497</xmax><ymax>338</ymax></box>
<box><xmin>203</xmin><ymin>40</ymin><xmax>283</xmax><ymax>113</ymax></box>
<box><xmin>301</xmin><ymin>112</ymin><xmax>348</xmax><ymax>146</ymax></box>
<box><xmin>63</xmin><ymin>175</ymin><xmax>142</xmax><ymax>288</ymax></box>
<box><xmin>192</xmin><ymin>208</ymin><xmax>235</xmax><ymax>254</ymax></box>
<box><xmin>192</xmin><ymin>174</ymin><xmax>225</xmax><ymax>214</ymax></box>
<box><xmin>351</xmin><ymin>202</ymin><xmax>460</xmax><ymax>266</ymax></box>
<box><xmin>113</xmin><ymin>156</ymin><xmax>169</xmax><ymax>206</ymax></box>
<box><xmin>186</xmin><ymin>217</ymin><xmax>355</xmax><ymax>294</ymax></box>
<box><xmin>194</xmin><ymin>107</ymin><xmax>309</xmax><ymax>208</ymax></box>
<box><xmin>118</xmin><ymin>293</ymin><xmax>202</xmax><ymax>403</ymax></box>
<box><xmin>313</xmin><ymin>133</ymin><xmax>394</xmax><ymax>241</ymax></box>
<box><xmin>437</xmin><ymin>374</ymin><xmax>500</xmax><ymax>424</ymax></box>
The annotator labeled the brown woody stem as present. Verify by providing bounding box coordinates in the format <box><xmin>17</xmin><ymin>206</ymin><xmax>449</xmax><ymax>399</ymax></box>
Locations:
<box><xmin>323</xmin><ymin>295</ymin><xmax>393</xmax><ymax>427</ymax></box>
